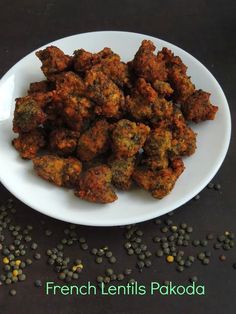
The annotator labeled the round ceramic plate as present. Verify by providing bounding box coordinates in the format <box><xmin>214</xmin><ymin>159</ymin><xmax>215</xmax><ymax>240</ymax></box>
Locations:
<box><xmin>0</xmin><ymin>31</ymin><xmax>231</xmax><ymax>226</ymax></box>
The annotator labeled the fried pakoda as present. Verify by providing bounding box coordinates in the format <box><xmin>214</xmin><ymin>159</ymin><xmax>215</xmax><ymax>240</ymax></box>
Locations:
<box><xmin>36</xmin><ymin>46</ymin><xmax>72</xmax><ymax>79</ymax></box>
<box><xmin>13</xmin><ymin>96</ymin><xmax>47</xmax><ymax>133</ymax></box>
<box><xmin>77</xmin><ymin>119</ymin><xmax>110</xmax><ymax>161</ymax></box>
<box><xmin>49</xmin><ymin>128</ymin><xmax>80</xmax><ymax>156</ymax></box>
<box><xmin>144</xmin><ymin>127</ymin><xmax>172</xmax><ymax>156</ymax></box>
<box><xmin>108</xmin><ymin>156</ymin><xmax>136</xmax><ymax>190</ymax></box>
<box><xmin>140</xmin><ymin>155</ymin><xmax>169</xmax><ymax>171</ymax></box>
<box><xmin>75</xmin><ymin>165</ymin><xmax>117</xmax><ymax>203</ymax></box>
<box><xmin>12</xmin><ymin>129</ymin><xmax>45</xmax><ymax>160</ymax></box>
<box><xmin>73</xmin><ymin>47</ymin><xmax>112</xmax><ymax>73</ymax></box>
<box><xmin>111</xmin><ymin>119</ymin><xmax>150</xmax><ymax>158</ymax></box>
<box><xmin>126</xmin><ymin>79</ymin><xmax>174</xmax><ymax>122</ymax></box>
<box><xmin>33</xmin><ymin>155</ymin><xmax>82</xmax><ymax>188</ymax></box>
<box><xmin>28</xmin><ymin>80</ymin><xmax>51</xmax><ymax>94</ymax></box>
<box><xmin>62</xmin><ymin>95</ymin><xmax>94</xmax><ymax>131</ymax></box>
<box><xmin>160</xmin><ymin>47</ymin><xmax>196</xmax><ymax>103</ymax></box>
<box><xmin>74</xmin><ymin>47</ymin><xmax>130</xmax><ymax>88</ymax></box>
<box><xmin>170</xmin><ymin>109</ymin><xmax>197</xmax><ymax>156</ymax></box>
<box><xmin>133</xmin><ymin>158</ymin><xmax>184</xmax><ymax>199</ymax></box>
<box><xmin>54</xmin><ymin>71</ymin><xmax>86</xmax><ymax>96</ymax></box>
<box><xmin>12</xmin><ymin>41</ymin><xmax>219</xmax><ymax>204</ymax></box>
<box><xmin>85</xmin><ymin>69</ymin><xmax>125</xmax><ymax>117</ymax></box>
<box><xmin>181</xmin><ymin>89</ymin><xmax>218</xmax><ymax>122</ymax></box>
<box><xmin>152</xmin><ymin>80</ymin><xmax>174</xmax><ymax>97</ymax></box>
<box><xmin>131</xmin><ymin>40</ymin><xmax>168</xmax><ymax>82</ymax></box>
<box><xmin>33</xmin><ymin>155</ymin><xmax>65</xmax><ymax>186</ymax></box>
<box><xmin>62</xmin><ymin>157</ymin><xmax>82</xmax><ymax>188</ymax></box>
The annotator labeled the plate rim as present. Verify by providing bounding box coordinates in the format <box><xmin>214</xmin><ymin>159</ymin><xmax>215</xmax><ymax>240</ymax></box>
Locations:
<box><xmin>0</xmin><ymin>30</ymin><xmax>231</xmax><ymax>226</ymax></box>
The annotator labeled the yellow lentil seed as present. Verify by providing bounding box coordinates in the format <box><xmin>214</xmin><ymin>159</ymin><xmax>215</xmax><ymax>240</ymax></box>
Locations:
<box><xmin>166</xmin><ymin>255</ymin><xmax>174</xmax><ymax>263</ymax></box>
<box><xmin>15</xmin><ymin>260</ymin><xmax>21</xmax><ymax>266</ymax></box>
<box><xmin>225</xmin><ymin>231</ymin><xmax>230</xmax><ymax>236</ymax></box>
<box><xmin>12</xmin><ymin>270</ymin><xmax>19</xmax><ymax>277</ymax></box>
<box><xmin>3</xmin><ymin>257</ymin><xmax>10</xmax><ymax>264</ymax></box>
<box><xmin>72</xmin><ymin>266</ymin><xmax>77</xmax><ymax>272</ymax></box>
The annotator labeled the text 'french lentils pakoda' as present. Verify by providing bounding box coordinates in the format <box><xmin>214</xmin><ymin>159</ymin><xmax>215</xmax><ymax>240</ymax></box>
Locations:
<box><xmin>12</xmin><ymin>40</ymin><xmax>218</xmax><ymax>203</ymax></box>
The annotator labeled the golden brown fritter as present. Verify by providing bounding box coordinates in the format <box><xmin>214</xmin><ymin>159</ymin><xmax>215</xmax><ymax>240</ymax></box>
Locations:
<box><xmin>33</xmin><ymin>155</ymin><xmax>65</xmax><ymax>186</ymax></box>
<box><xmin>85</xmin><ymin>69</ymin><xmax>125</xmax><ymax>118</ymax></box>
<box><xmin>170</xmin><ymin>109</ymin><xmax>197</xmax><ymax>156</ymax></box>
<box><xmin>28</xmin><ymin>80</ymin><xmax>51</xmax><ymax>94</ymax></box>
<box><xmin>108</xmin><ymin>156</ymin><xmax>136</xmax><ymax>190</ymax></box>
<box><xmin>33</xmin><ymin>155</ymin><xmax>82</xmax><ymax>188</ymax></box>
<box><xmin>144</xmin><ymin>126</ymin><xmax>172</xmax><ymax>157</ymax></box>
<box><xmin>54</xmin><ymin>71</ymin><xmax>86</xmax><ymax>96</ymax></box>
<box><xmin>152</xmin><ymin>80</ymin><xmax>174</xmax><ymax>97</ymax></box>
<box><xmin>49</xmin><ymin>128</ymin><xmax>80</xmax><ymax>156</ymax></box>
<box><xmin>12</xmin><ymin>129</ymin><xmax>45</xmax><ymax>160</ymax></box>
<box><xmin>126</xmin><ymin>78</ymin><xmax>174</xmax><ymax>122</ymax></box>
<box><xmin>13</xmin><ymin>96</ymin><xmax>47</xmax><ymax>133</ymax></box>
<box><xmin>73</xmin><ymin>47</ymin><xmax>113</xmax><ymax>73</ymax></box>
<box><xmin>36</xmin><ymin>46</ymin><xmax>72</xmax><ymax>79</ymax></box>
<box><xmin>62</xmin><ymin>95</ymin><xmax>94</xmax><ymax>131</ymax></box>
<box><xmin>140</xmin><ymin>155</ymin><xmax>169</xmax><ymax>171</ymax></box>
<box><xmin>131</xmin><ymin>40</ymin><xmax>168</xmax><ymax>83</ymax></box>
<box><xmin>75</xmin><ymin>165</ymin><xmax>117</xmax><ymax>203</ymax></box>
<box><xmin>77</xmin><ymin>119</ymin><xmax>110</xmax><ymax>161</ymax></box>
<box><xmin>62</xmin><ymin>157</ymin><xmax>82</xmax><ymax>188</ymax></box>
<box><xmin>111</xmin><ymin>119</ymin><xmax>150</xmax><ymax>158</ymax></box>
<box><xmin>181</xmin><ymin>89</ymin><xmax>218</xmax><ymax>122</ymax></box>
<box><xmin>141</xmin><ymin>125</ymin><xmax>172</xmax><ymax>171</ymax></box>
<box><xmin>160</xmin><ymin>47</ymin><xmax>196</xmax><ymax>103</ymax></box>
<box><xmin>93</xmin><ymin>53</ymin><xmax>131</xmax><ymax>88</ymax></box>
<box><xmin>133</xmin><ymin>158</ymin><xmax>184</xmax><ymax>199</ymax></box>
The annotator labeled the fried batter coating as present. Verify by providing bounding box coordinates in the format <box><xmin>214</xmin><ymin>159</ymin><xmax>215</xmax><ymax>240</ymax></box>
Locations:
<box><xmin>126</xmin><ymin>78</ymin><xmax>174</xmax><ymax>121</ymax></box>
<box><xmin>152</xmin><ymin>80</ymin><xmax>174</xmax><ymax>97</ymax></box>
<box><xmin>28</xmin><ymin>80</ymin><xmax>51</xmax><ymax>94</ymax></box>
<box><xmin>133</xmin><ymin>158</ymin><xmax>184</xmax><ymax>199</ymax></box>
<box><xmin>13</xmin><ymin>96</ymin><xmax>47</xmax><ymax>133</ymax></box>
<box><xmin>12</xmin><ymin>129</ymin><xmax>45</xmax><ymax>159</ymax></box>
<box><xmin>75</xmin><ymin>165</ymin><xmax>117</xmax><ymax>203</ymax></box>
<box><xmin>49</xmin><ymin>128</ymin><xmax>80</xmax><ymax>156</ymax></box>
<box><xmin>54</xmin><ymin>71</ymin><xmax>86</xmax><ymax>96</ymax></box>
<box><xmin>142</xmin><ymin>126</ymin><xmax>172</xmax><ymax>171</ymax></box>
<box><xmin>73</xmin><ymin>47</ymin><xmax>112</xmax><ymax>73</ymax></box>
<box><xmin>141</xmin><ymin>155</ymin><xmax>169</xmax><ymax>171</ymax></box>
<box><xmin>33</xmin><ymin>155</ymin><xmax>65</xmax><ymax>186</ymax></box>
<box><xmin>108</xmin><ymin>156</ymin><xmax>136</xmax><ymax>190</ymax></box>
<box><xmin>63</xmin><ymin>95</ymin><xmax>94</xmax><ymax>131</ymax></box>
<box><xmin>93</xmin><ymin>53</ymin><xmax>131</xmax><ymax>88</ymax></box>
<box><xmin>62</xmin><ymin>157</ymin><xmax>82</xmax><ymax>188</ymax></box>
<box><xmin>33</xmin><ymin>155</ymin><xmax>82</xmax><ymax>187</ymax></box>
<box><xmin>85</xmin><ymin>69</ymin><xmax>125</xmax><ymax>117</ymax></box>
<box><xmin>36</xmin><ymin>46</ymin><xmax>72</xmax><ymax>79</ymax></box>
<box><xmin>144</xmin><ymin>127</ymin><xmax>172</xmax><ymax>156</ymax></box>
<box><xmin>131</xmin><ymin>40</ymin><xmax>168</xmax><ymax>82</ymax></box>
<box><xmin>111</xmin><ymin>119</ymin><xmax>150</xmax><ymax>157</ymax></box>
<box><xmin>77</xmin><ymin>120</ymin><xmax>110</xmax><ymax>161</ymax></box>
<box><xmin>160</xmin><ymin>47</ymin><xmax>195</xmax><ymax>103</ymax></box>
<box><xmin>170</xmin><ymin>109</ymin><xmax>197</xmax><ymax>156</ymax></box>
<box><xmin>181</xmin><ymin>89</ymin><xmax>218</xmax><ymax>122</ymax></box>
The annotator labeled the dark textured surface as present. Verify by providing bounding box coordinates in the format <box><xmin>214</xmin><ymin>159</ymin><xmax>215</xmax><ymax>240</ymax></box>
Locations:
<box><xmin>0</xmin><ymin>0</ymin><xmax>235</xmax><ymax>313</ymax></box>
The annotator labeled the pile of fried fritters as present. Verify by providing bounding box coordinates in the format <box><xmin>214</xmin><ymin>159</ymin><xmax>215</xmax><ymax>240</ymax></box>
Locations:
<box><xmin>12</xmin><ymin>40</ymin><xmax>218</xmax><ymax>203</ymax></box>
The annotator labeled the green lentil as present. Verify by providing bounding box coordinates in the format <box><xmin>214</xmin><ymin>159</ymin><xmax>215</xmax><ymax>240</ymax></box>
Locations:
<box><xmin>96</xmin><ymin>257</ymin><xmax>103</xmax><ymax>264</ymax></box>
<box><xmin>117</xmin><ymin>274</ymin><xmax>124</xmax><ymax>281</ymax></box>
<box><xmin>109</xmin><ymin>256</ymin><xmax>117</xmax><ymax>264</ymax></box>
<box><xmin>9</xmin><ymin>289</ymin><xmax>17</xmax><ymax>296</ymax></box>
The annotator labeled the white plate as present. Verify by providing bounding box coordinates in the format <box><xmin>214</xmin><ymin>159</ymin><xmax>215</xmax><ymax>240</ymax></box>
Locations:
<box><xmin>0</xmin><ymin>31</ymin><xmax>231</xmax><ymax>226</ymax></box>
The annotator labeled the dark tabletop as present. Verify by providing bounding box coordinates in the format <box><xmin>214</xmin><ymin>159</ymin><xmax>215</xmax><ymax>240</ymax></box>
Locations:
<box><xmin>0</xmin><ymin>0</ymin><xmax>236</xmax><ymax>313</ymax></box>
